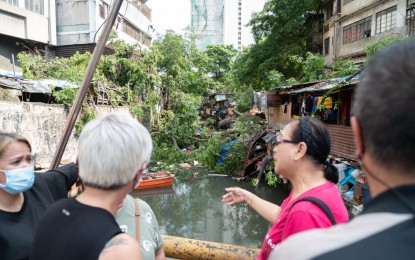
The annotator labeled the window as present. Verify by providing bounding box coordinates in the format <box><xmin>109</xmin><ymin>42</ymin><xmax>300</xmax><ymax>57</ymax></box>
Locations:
<box><xmin>343</xmin><ymin>16</ymin><xmax>371</xmax><ymax>44</ymax></box>
<box><xmin>25</xmin><ymin>0</ymin><xmax>44</xmax><ymax>14</ymax></box>
<box><xmin>376</xmin><ymin>6</ymin><xmax>397</xmax><ymax>34</ymax></box>
<box><xmin>120</xmin><ymin>19</ymin><xmax>151</xmax><ymax>47</ymax></box>
<box><xmin>407</xmin><ymin>0</ymin><xmax>415</xmax><ymax>37</ymax></box>
<box><xmin>99</xmin><ymin>4</ymin><xmax>106</xmax><ymax>19</ymax></box>
<box><xmin>324</xmin><ymin>37</ymin><xmax>330</xmax><ymax>55</ymax></box>
<box><xmin>238</xmin><ymin>32</ymin><xmax>241</xmax><ymax>35</ymax></box>
<box><xmin>2</xmin><ymin>0</ymin><xmax>18</xmax><ymax>6</ymax></box>
<box><xmin>344</xmin><ymin>0</ymin><xmax>354</xmax><ymax>5</ymax></box>
<box><xmin>238</xmin><ymin>22</ymin><xmax>241</xmax><ymax>25</ymax></box>
<box><xmin>238</xmin><ymin>37</ymin><xmax>241</xmax><ymax>40</ymax></box>
<box><xmin>325</xmin><ymin>2</ymin><xmax>334</xmax><ymax>21</ymax></box>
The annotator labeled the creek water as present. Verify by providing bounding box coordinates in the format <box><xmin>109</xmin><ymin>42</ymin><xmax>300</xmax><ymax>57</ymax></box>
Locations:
<box><xmin>131</xmin><ymin>175</ymin><xmax>289</xmax><ymax>248</ymax></box>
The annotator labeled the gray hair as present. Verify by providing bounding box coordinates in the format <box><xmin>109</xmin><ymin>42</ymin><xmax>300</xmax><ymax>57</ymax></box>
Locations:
<box><xmin>352</xmin><ymin>40</ymin><xmax>415</xmax><ymax>172</ymax></box>
<box><xmin>78</xmin><ymin>112</ymin><xmax>153</xmax><ymax>189</ymax></box>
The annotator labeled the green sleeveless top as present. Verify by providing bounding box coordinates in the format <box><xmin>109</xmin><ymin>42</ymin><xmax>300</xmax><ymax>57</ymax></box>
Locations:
<box><xmin>115</xmin><ymin>195</ymin><xmax>164</xmax><ymax>260</ymax></box>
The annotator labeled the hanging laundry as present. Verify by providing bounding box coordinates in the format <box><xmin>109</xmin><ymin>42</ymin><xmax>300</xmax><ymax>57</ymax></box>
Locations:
<box><xmin>323</xmin><ymin>97</ymin><xmax>333</xmax><ymax>109</ymax></box>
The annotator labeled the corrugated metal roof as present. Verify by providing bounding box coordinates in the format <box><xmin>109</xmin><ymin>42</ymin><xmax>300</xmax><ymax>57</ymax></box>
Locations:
<box><xmin>287</xmin><ymin>76</ymin><xmax>359</xmax><ymax>94</ymax></box>
<box><xmin>0</xmin><ymin>78</ymin><xmax>78</xmax><ymax>94</ymax></box>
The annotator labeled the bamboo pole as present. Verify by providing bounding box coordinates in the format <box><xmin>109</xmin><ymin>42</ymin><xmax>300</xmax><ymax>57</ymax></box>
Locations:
<box><xmin>49</xmin><ymin>0</ymin><xmax>124</xmax><ymax>169</ymax></box>
<box><xmin>162</xmin><ymin>235</ymin><xmax>260</xmax><ymax>260</ymax></box>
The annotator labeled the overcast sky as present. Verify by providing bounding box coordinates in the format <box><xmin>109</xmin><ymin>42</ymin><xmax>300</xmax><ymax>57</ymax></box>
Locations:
<box><xmin>146</xmin><ymin>0</ymin><xmax>191</xmax><ymax>35</ymax></box>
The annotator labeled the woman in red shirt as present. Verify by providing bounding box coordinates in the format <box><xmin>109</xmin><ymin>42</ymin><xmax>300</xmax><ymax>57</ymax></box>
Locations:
<box><xmin>222</xmin><ymin>117</ymin><xmax>348</xmax><ymax>259</ymax></box>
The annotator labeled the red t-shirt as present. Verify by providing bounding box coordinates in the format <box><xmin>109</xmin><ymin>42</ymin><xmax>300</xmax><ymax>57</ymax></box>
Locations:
<box><xmin>257</xmin><ymin>181</ymin><xmax>348</xmax><ymax>259</ymax></box>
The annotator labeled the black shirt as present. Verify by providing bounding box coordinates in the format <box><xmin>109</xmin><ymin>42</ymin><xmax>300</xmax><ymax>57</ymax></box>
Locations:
<box><xmin>30</xmin><ymin>198</ymin><xmax>122</xmax><ymax>260</ymax></box>
<box><xmin>0</xmin><ymin>163</ymin><xmax>78</xmax><ymax>260</ymax></box>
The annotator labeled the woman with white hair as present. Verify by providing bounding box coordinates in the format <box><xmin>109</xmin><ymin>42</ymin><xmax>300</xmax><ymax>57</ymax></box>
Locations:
<box><xmin>30</xmin><ymin>112</ymin><xmax>153</xmax><ymax>260</ymax></box>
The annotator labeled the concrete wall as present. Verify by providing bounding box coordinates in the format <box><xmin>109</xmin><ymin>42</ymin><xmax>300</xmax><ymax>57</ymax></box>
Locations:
<box><xmin>0</xmin><ymin>1</ymin><xmax>53</xmax><ymax>44</ymax></box>
<box><xmin>0</xmin><ymin>101</ymin><xmax>128</xmax><ymax>169</ymax></box>
<box><xmin>335</xmin><ymin>0</ymin><xmax>406</xmax><ymax>61</ymax></box>
<box><xmin>56</xmin><ymin>0</ymin><xmax>92</xmax><ymax>45</ymax></box>
<box><xmin>57</xmin><ymin>0</ymin><xmax>152</xmax><ymax>47</ymax></box>
<box><xmin>0</xmin><ymin>34</ymin><xmax>24</xmax><ymax>73</ymax></box>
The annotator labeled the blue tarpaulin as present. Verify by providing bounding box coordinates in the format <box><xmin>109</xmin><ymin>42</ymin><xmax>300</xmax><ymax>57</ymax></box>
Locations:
<box><xmin>216</xmin><ymin>139</ymin><xmax>238</xmax><ymax>166</ymax></box>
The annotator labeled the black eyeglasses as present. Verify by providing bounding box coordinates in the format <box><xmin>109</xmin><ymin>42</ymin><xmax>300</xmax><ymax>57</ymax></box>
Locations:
<box><xmin>273</xmin><ymin>133</ymin><xmax>300</xmax><ymax>146</ymax></box>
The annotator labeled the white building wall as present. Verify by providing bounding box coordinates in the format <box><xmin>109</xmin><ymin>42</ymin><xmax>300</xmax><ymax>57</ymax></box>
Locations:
<box><xmin>338</xmin><ymin>0</ymin><xmax>407</xmax><ymax>60</ymax></box>
<box><xmin>57</xmin><ymin>0</ymin><xmax>151</xmax><ymax>47</ymax></box>
<box><xmin>223</xmin><ymin>0</ymin><xmax>265</xmax><ymax>51</ymax></box>
<box><xmin>0</xmin><ymin>1</ymin><xmax>55</xmax><ymax>44</ymax></box>
<box><xmin>97</xmin><ymin>0</ymin><xmax>152</xmax><ymax>46</ymax></box>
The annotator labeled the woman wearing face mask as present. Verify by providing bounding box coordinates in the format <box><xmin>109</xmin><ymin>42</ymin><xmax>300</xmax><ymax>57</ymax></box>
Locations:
<box><xmin>222</xmin><ymin>117</ymin><xmax>349</xmax><ymax>259</ymax></box>
<box><xmin>0</xmin><ymin>132</ymin><xmax>78</xmax><ymax>260</ymax></box>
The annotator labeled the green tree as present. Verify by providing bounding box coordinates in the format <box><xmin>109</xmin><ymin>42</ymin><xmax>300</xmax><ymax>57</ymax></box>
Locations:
<box><xmin>204</xmin><ymin>44</ymin><xmax>237</xmax><ymax>83</ymax></box>
<box><xmin>365</xmin><ymin>34</ymin><xmax>409</xmax><ymax>58</ymax></box>
<box><xmin>231</xmin><ymin>0</ymin><xmax>323</xmax><ymax>91</ymax></box>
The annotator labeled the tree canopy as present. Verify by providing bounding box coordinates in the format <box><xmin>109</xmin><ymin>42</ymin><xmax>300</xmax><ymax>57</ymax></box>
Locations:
<box><xmin>232</xmin><ymin>0</ymin><xmax>323</xmax><ymax>91</ymax></box>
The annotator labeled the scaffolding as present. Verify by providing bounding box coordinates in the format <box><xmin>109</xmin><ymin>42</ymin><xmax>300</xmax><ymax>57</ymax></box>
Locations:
<box><xmin>408</xmin><ymin>0</ymin><xmax>415</xmax><ymax>37</ymax></box>
<box><xmin>191</xmin><ymin>0</ymin><xmax>224</xmax><ymax>50</ymax></box>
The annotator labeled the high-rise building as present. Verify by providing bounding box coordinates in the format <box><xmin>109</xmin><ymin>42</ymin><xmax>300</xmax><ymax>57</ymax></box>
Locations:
<box><xmin>191</xmin><ymin>0</ymin><xmax>224</xmax><ymax>50</ymax></box>
<box><xmin>191</xmin><ymin>0</ymin><xmax>265</xmax><ymax>51</ymax></box>
<box><xmin>223</xmin><ymin>0</ymin><xmax>265</xmax><ymax>51</ymax></box>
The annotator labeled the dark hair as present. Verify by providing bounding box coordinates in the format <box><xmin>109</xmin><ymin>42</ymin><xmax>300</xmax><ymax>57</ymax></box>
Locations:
<box><xmin>291</xmin><ymin>117</ymin><xmax>338</xmax><ymax>184</ymax></box>
<box><xmin>352</xmin><ymin>40</ymin><xmax>415</xmax><ymax>173</ymax></box>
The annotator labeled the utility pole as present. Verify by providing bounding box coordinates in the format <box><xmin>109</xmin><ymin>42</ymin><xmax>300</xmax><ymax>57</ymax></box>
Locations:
<box><xmin>49</xmin><ymin>0</ymin><xmax>124</xmax><ymax>169</ymax></box>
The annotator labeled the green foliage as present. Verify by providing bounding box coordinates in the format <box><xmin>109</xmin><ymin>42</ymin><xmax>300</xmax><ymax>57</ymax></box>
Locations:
<box><xmin>205</xmin><ymin>118</ymin><xmax>216</xmax><ymax>128</ymax></box>
<box><xmin>152</xmin><ymin>141</ymin><xmax>192</xmax><ymax>165</ymax></box>
<box><xmin>204</xmin><ymin>44</ymin><xmax>238</xmax><ymax>83</ymax></box>
<box><xmin>198</xmin><ymin>133</ymin><xmax>222</xmax><ymax>171</ymax></box>
<box><xmin>51</xmin><ymin>87</ymin><xmax>78</xmax><ymax>107</ymax></box>
<box><xmin>328</xmin><ymin>59</ymin><xmax>359</xmax><ymax>78</ymax></box>
<box><xmin>288</xmin><ymin>52</ymin><xmax>325</xmax><ymax>83</ymax></box>
<box><xmin>365</xmin><ymin>34</ymin><xmax>409</xmax><ymax>58</ymax></box>
<box><xmin>155</xmin><ymin>91</ymin><xmax>200</xmax><ymax>148</ymax></box>
<box><xmin>231</xmin><ymin>0</ymin><xmax>322</xmax><ymax>90</ymax></box>
<box><xmin>233</xmin><ymin>116</ymin><xmax>263</xmax><ymax>135</ymax></box>
<box><xmin>264</xmin><ymin>161</ymin><xmax>281</xmax><ymax>187</ymax></box>
<box><xmin>197</xmin><ymin>117</ymin><xmax>263</xmax><ymax>176</ymax></box>
<box><xmin>301</xmin><ymin>52</ymin><xmax>325</xmax><ymax>82</ymax></box>
<box><xmin>219</xmin><ymin>136</ymin><xmax>248</xmax><ymax>175</ymax></box>
<box><xmin>235</xmin><ymin>87</ymin><xmax>254</xmax><ymax>112</ymax></box>
<box><xmin>18</xmin><ymin>52</ymin><xmax>90</xmax><ymax>82</ymax></box>
<box><xmin>152</xmin><ymin>32</ymin><xmax>211</xmax><ymax>96</ymax></box>
<box><xmin>75</xmin><ymin>107</ymin><xmax>96</xmax><ymax>135</ymax></box>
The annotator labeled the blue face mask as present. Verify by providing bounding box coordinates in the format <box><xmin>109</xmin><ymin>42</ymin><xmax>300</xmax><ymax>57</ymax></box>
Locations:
<box><xmin>0</xmin><ymin>166</ymin><xmax>35</xmax><ymax>195</ymax></box>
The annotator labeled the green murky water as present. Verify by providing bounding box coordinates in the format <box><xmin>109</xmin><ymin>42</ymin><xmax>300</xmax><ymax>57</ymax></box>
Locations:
<box><xmin>132</xmin><ymin>175</ymin><xmax>288</xmax><ymax>248</ymax></box>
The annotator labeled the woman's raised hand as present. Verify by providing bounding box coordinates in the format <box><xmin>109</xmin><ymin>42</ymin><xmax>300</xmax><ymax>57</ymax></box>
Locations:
<box><xmin>222</xmin><ymin>187</ymin><xmax>249</xmax><ymax>206</ymax></box>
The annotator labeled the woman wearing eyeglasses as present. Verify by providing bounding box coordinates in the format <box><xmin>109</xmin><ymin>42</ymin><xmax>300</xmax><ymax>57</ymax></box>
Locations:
<box><xmin>222</xmin><ymin>117</ymin><xmax>348</xmax><ymax>259</ymax></box>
